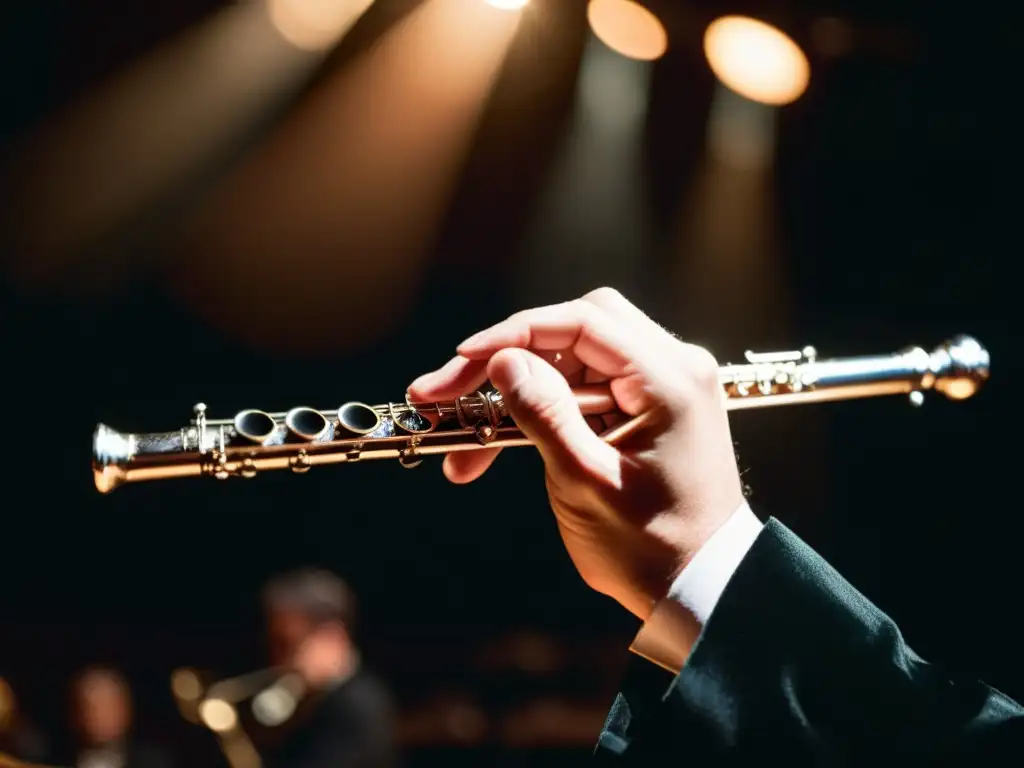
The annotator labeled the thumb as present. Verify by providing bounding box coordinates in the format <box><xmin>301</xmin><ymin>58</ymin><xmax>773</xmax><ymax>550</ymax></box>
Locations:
<box><xmin>488</xmin><ymin>348</ymin><xmax>621</xmax><ymax>484</ymax></box>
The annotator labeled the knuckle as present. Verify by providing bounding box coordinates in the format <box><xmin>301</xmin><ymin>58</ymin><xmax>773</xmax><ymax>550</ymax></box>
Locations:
<box><xmin>527</xmin><ymin>389</ymin><xmax>572</xmax><ymax>432</ymax></box>
<box><xmin>686</xmin><ymin>345</ymin><xmax>720</xmax><ymax>388</ymax></box>
<box><xmin>568</xmin><ymin>297</ymin><xmax>602</xmax><ymax>325</ymax></box>
<box><xmin>507</xmin><ymin>308</ymin><xmax>531</xmax><ymax>325</ymax></box>
<box><xmin>583</xmin><ymin>286</ymin><xmax>625</xmax><ymax>306</ymax></box>
<box><xmin>661</xmin><ymin>342</ymin><xmax>721</xmax><ymax>406</ymax></box>
<box><xmin>503</xmin><ymin>308</ymin><xmax>537</xmax><ymax>340</ymax></box>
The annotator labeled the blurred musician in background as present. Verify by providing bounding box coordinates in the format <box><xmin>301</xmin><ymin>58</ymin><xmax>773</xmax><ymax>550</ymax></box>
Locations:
<box><xmin>261</xmin><ymin>569</ymin><xmax>397</xmax><ymax>768</ymax></box>
<box><xmin>64</xmin><ymin>667</ymin><xmax>174</xmax><ymax>768</ymax></box>
<box><xmin>0</xmin><ymin>677</ymin><xmax>52</xmax><ymax>765</ymax></box>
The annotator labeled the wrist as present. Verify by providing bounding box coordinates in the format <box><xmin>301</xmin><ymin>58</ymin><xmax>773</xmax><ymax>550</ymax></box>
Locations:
<box><xmin>635</xmin><ymin>501</ymin><xmax>748</xmax><ymax>617</ymax></box>
<box><xmin>627</xmin><ymin>503</ymin><xmax>763</xmax><ymax>673</ymax></box>
<box><xmin>664</xmin><ymin>503</ymin><xmax>762</xmax><ymax>623</ymax></box>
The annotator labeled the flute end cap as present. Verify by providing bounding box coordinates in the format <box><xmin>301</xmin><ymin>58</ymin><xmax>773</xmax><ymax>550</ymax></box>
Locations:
<box><xmin>932</xmin><ymin>335</ymin><xmax>990</xmax><ymax>401</ymax></box>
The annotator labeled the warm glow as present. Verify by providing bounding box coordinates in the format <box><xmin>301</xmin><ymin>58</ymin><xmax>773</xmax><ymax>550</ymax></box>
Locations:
<box><xmin>703</xmin><ymin>16</ymin><xmax>809</xmax><ymax>106</ymax></box>
<box><xmin>268</xmin><ymin>0</ymin><xmax>375</xmax><ymax>51</ymax></box>
<box><xmin>198</xmin><ymin>699</ymin><xmax>239</xmax><ymax>732</ymax></box>
<box><xmin>173</xmin><ymin>0</ymin><xmax>522</xmax><ymax>356</ymax></box>
<box><xmin>171</xmin><ymin>668</ymin><xmax>202</xmax><ymax>702</ymax></box>
<box><xmin>485</xmin><ymin>0</ymin><xmax>529</xmax><ymax>9</ymax></box>
<box><xmin>0</xmin><ymin>678</ymin><xmax>12</xmax><ymax>728</ymax></box>
<box><xmin>587</xmin><ymin>0</ymin><xmax>667</xmax><ymax>61</ymax></box>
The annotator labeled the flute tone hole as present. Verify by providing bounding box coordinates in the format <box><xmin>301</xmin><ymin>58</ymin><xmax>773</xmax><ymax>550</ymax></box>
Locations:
<box><xmin>338</xmin><ymin>403</ymin><xmax>382</xmax><ymax>435</ymax></box>
<box><xmin>285</xmin><ymin>408</ymin><xmax>330</xmax><ymax>441</ymax></box>
<box><xmin>234</xmin><ymin>410</ymin><xmax>277</xmax><ymax>442</ymax></box>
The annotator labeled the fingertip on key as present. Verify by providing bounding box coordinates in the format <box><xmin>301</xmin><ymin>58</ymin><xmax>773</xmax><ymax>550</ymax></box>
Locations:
<box><xmin>406</xmin><ymin>379</ymin><xmax>430</xmax><ymax>400</ymax></box>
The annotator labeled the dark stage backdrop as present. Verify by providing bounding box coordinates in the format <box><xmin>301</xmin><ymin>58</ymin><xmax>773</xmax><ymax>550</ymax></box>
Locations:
<box><xmin>0</xmin><ymin>0</ymin><xmax>1016</xmax><ymax>764</ymax></box>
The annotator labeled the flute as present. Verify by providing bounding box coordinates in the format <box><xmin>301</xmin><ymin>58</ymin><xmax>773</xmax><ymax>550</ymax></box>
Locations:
<box><xmin>92</xmin><ymin>335</ymin><xmax>989</xmax><ymax>494</ymax></box>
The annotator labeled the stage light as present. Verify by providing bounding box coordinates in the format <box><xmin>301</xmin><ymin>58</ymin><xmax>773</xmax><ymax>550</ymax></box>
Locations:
<box><xmin>268</xmin><ymin>0</ymin><xmax>375</xmax><ymax>51</ymax></box>
<box><xmin>485</xmin><ymin>0</ymin><xmax>529</xmax><ymax>9</ymax></box>
<box><xmin>587</xmin><ymin>0</ymin><xmax>667</xmax><ymax>61</ymax></box>
<box><xmin>703</xmin><ymin>16</ymin><xmax>809</xmax><ymax>106</ymax></box>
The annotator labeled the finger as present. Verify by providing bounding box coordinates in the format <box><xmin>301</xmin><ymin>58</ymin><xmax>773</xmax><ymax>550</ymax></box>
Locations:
<box><xmin>583</xmin><ymin>366</ymin><xmax>611</xmax><ymax>384</ymax></box>
<box><xmin>408</xmin><ymin>347</ymin><xmax>591</xmax><ymax>403</ymax></box>
<box><xmin>590</xmin><ymin>412</ymin><xmax>628</xmax><ymax>433</ymax></box>
<box><xmin>582</xmin><ymin>287</ymin><xmax>666</xmax><ymax>335</ymax></box>
<box><xmin>582</xmin><ymin>289</ymin><xmax>724</xmax><ymax>411</ymax></box>
<box><xmin>542</xmin><ymin>349</ymin><xmax>588</xmax><ymax>383</ymax></box>
<box><xmin>457</xmin><ymin>300</ymin><xmax>648</xmax><ymax>381</ymax></box>
<box><xmin>442</xmin><ymin>448</ymin><xmax>502</xmax><ymax>484</ymax></box>
<box><xmin>488</xmin><ymin>348</ymin><xmax>621</xmax><ymax>486</ymax></box>
<box><xmin>610</xmin><ymin>371</ymin><xmax>656</xmax><ymax>415</ymax></box>
<box><xmin>407</xmin><ymin>355</ymin><xmax>488</xmax><ymax>401</ymax></box>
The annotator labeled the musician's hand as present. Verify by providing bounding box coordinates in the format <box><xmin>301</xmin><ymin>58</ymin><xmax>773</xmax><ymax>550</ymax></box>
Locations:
<box><xmin>408</xmin><ymin>288</ymin><xmax>745</xmax><ymax>619</ymax></box>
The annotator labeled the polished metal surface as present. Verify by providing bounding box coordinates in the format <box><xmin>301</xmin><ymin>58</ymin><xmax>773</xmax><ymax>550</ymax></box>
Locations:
<box><xmin>93</xmin><ymin>336</ymin><xmax>990</xmax><ymax>494</ymax></box>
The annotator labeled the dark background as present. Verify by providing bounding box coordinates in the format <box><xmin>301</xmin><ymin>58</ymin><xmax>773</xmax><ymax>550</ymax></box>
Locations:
<box><xmin>0</xmin><ymin>0</ymin><xmax>1015</xmax><ymax>765</ymax></box>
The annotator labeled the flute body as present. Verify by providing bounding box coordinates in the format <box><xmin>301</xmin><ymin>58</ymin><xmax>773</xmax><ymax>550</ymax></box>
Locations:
<box><xmin>92</xmin><ymin>336</ymin><xmax>990</xmax><ymax>494</ymax></box>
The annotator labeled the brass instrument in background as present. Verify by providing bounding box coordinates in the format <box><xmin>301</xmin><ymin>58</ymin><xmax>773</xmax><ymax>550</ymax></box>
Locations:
<box><xmin>0</xmin><ymin>755</ymin><xmax>62</xmax><ymax>768</ymax></box>
<box><xmin>171</xmin><ymin>667</ymin><xmax>307</xmax><ymax>768</ymax></box>
<box><xmin>93</xmin><ymin>336</ymin><xmax>990</xmax><ymax>494</ymax></box>
<box><xmin>0</xmin><ymin>755</ymin><xmax>64</xmax><ymax>768</ymax></box>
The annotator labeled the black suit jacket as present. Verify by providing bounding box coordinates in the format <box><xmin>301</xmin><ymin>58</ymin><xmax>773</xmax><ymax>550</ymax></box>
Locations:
<box><xmin>264</xmin><ymin>669</ymin><xmax>397</xmax><ymax>768</ymax></box>
<box><xmin>594</xmin><ymin>519</ymin><xmax>1024</xmax><ymax>764</ymax></box>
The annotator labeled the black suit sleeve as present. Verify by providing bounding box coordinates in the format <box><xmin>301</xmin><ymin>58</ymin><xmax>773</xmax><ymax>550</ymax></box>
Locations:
<box><xmin>594</xmin><ymin>518</ymin><xmax>1024</xmax><ymax>764</ymax></box>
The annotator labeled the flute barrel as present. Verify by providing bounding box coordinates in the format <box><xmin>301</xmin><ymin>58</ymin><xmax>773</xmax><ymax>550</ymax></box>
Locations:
<box><xmin>92</xmin><ymin>336</ymin><xmax>989</xmax><ymax>494</ymax></box>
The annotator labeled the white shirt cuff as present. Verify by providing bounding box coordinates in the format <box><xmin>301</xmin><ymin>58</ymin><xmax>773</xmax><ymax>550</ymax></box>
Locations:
<box><xmin>628</xmin><ymin>502</ymin><xmax>763</xmax><ymax>674</ymax></box>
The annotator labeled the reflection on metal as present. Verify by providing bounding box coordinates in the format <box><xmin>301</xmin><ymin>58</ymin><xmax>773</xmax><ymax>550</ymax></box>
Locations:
<box><xmin>199</xmin><ymin>699</ymin><xmax>238</xmax><ymax>733</ymax></box>
<box><xmin>171</xmin><ymin>668</ymin><xmax>203</xmax><ymax>702</ymax></box>
<box><xmin>171</xmin><ymin>666</ymin><xmax>304</xmax><ymax>768</ymax></box>
<box><xmin>252</xmin><ymin>674</ymin><xmax>306</xmax><ymax>727</ymax></box>
<box><xmin>217</xmin><ymin>730</ymin><xmax>262</xmax><ymax>768</ymax></box>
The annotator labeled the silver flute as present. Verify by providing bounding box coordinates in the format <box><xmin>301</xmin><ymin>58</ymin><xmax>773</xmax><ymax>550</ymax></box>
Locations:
<box><xmin>92</xmin><ymin>336</ymin><xmax>990</xmax><ymax>494</ymax></box>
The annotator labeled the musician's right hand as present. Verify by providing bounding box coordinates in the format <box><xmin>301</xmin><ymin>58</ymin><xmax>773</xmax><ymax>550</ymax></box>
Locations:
<box><xmin>408</xmin><ymin>288</ymin><xmax>747</xmax><ymax>620</ymax></box>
